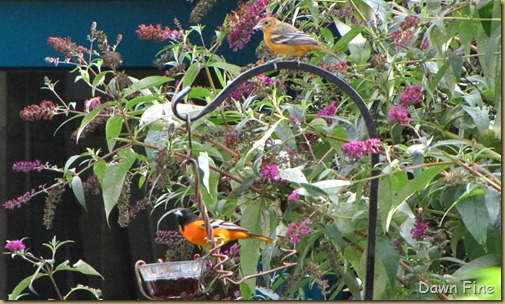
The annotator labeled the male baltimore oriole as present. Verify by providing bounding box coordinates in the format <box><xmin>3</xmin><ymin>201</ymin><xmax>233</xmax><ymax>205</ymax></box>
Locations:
<box><xmin>172</xmin><ymin>208</ymin><xmax>274</xmax><ymax>247</ymax></box>
<box><xmin>253</xmin><ymin>17</ymin><xmax>339</xmax><ymax>58</ymax></box>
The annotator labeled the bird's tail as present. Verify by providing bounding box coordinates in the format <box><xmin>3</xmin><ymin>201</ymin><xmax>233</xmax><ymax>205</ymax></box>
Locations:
<box><xmin>249</xmin><ymin>233</ymin><xmax>274</xmax><ymax>243</ymax></box>
<box><xmin>313</xmin><ymin>45</ymin><xmax>341</xmax><ymax>61</ymax></box>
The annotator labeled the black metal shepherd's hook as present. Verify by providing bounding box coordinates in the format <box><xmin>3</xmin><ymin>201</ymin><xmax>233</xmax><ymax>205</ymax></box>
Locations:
<box><xmin>172</xmin><ymin>61</ymin><xmax>379</xmax><ymax>300</ymax></box>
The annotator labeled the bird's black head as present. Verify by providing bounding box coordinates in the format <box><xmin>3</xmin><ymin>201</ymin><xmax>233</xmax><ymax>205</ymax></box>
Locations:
<box><xmin>172</xmin><ymin>208</ymin><xmax>198</xmax><ymax>226</ymax></box>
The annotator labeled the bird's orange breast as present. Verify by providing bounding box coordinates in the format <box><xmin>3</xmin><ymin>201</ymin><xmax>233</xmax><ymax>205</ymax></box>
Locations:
<box><xmin>179</xmin><ymin>220</ymin><xmax>251</xmax><ymax>246</ymax></box>
<box><xmin>263</xmin><ymin>32</ymin><xmax>317</xmax><ymax>56</ymax></box>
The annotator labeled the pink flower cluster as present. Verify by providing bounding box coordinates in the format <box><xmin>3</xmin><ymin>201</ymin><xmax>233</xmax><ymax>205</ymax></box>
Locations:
<box><xmin>12</xmin><ymin>160</ymin><xmax>44</xmax><ymax>172</ymax></box>
<box><xmin>399</xmin><ymin>85</ymin><xmax>423</xmax><ymax>106</ymax></box>
<box><xmin>19</xmin><ymin>100</ymin><xmax>56</xmax><ymax>121</ymax></box>
<box><xmin>228</xmin><ymin>74</ymin><xmax>275</xmax><ymax>101</ymax></box>
<box><xmin>388</xmin><ymin>105</ymin><xmax>411</xmax><ymax>125</ymax></box>
<box><xmin>287</xmin><ymin>190</ymin><xmax>299</xmax><ymax>202</ymax></box>
<box><xmin>388</xmin><ymin>85</ymin><xmax>424</xmax><ymax>125</ymax></box>
<box><xmin>391</xmin><ymin>15</ymin><xmax>420</xmax><ymax>50</ymax></box>
<box><xmin>411</xmin><ymin>214</ymin><xmax>427</xmax><ymax>241</ymax></box>
<box><xmin>341</xmin><ymin>138</ymin><xmax>381</xmax><ymax>162</ymax></box>
<box><xmin>223</xmin><ymin>243</ymin><xmax>241</xmax><ymax>263</ymax></box>
<box><xmin>321</xmin><ymin>60</ymin><xmax>348</xmax><ymax>73</ymax></box>
<box><xmin>3</xmin><ymin>190</ymin><xmax>36</xmax><ymax>210</ymax></box>
<box><xmin>84</xmin><ymin>96</ymin><xmax>101</xmax><ymax>113</ymax></box>
<box><xmin>47</xmin><ymin>37</ymin><xmax>88</xmax><ymax>60</ymax></box>
<box><xmin>5</xmin><ymin>239</ymin><xmax>26</xmax><ymax>252</ymax></box>
<box><xmin>225</xmin><ymin>0</ymin><xmax>268</xmax><ymax>52</ymax></box>
<box><xmin>316</xmin><ymin>101</ymin><xmax>338</xmax><ymax>124</ymax></box>
<box><xmin>260</xmin><ymin>164</ymin><xmax>279</xmax><ymax>180</ymax></box>
<box><xmin>136</xmin><ymin>24</ymin><xmax>180</xmax><ymax>43</ymax></box>
<box><xmin>286</xmin><ymin>219</ymin><xmax>312</xmax><ymax>244</ymax></box>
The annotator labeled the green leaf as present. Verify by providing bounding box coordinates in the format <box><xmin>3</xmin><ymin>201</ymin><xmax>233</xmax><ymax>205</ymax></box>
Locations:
<box><xmin>382</xmin><ymin>164</ymin><xmax>450</xmax><ymax>231</ymax></box>
<box><xmin>55</xmin><ymin>259</ymin><xmax>104</xmax><ymax>279</ymax></box>
<box><xmin>279</xmin><ymin>166</ymin><xmax>308</xmax><ymax>184</ymax></box>
<box><xmin>297</xmin><ymin>180</ymin><xmax>351</xmax><ymax>197</ymax></box>
<box><xmin>341</xmin><ymin>267</ymin><xmax>362</xmax><ymax>300</ymax></box>
<box><xmin>29</xmin><ymin>262</ymin><xmax>45</xmax><ymax>295</ymax></box>
<box><xmin>462</xmin><ymin>105</ymin><xmax>489</xmax><ymax>131</ymax></box>
<box><xmin>455</xmin><ymin>191</ymin><xmax>490</xmax><ymax>246</ymax></box>
<box><xmin>124</xmin><ymin>95</ymin><xmax>158</xmax><ymax>110</ymax></box>
<box><xmin>64</xmin><ymin>154</ymin><xmax>82</xmax><ymax>173</ymax></box>
<box><xmin>448</xmin><ymin>49</ymin><xmax>463</xmax><ymax>81</ymax></box>
<box><xmin>182</xmin><ymin>62</ymin><xmax>201</xmax><ymax>89</ymax></box>
<box><xmin>457</xmin><ymin>266</ymin><xmax>501</xmax><ymax>300</ymax></box>
<box><xmin>93</xmin><ymin>160</ymin><xmax>106</xmax><ymax>185</ymax></box>
<box><xmin>370</xmin><ymin>255</ymin><xmax>390</xmax><ymax>299</ymax></box>
<box><xmin>91</xmin><ymin>70</ymin><xmax>113</xmax><ymax>96</ymax></box>
<box><xmin>239</xmin><ymin>119</ymin><xmax>283</xmax><ymax>167</ymax></box>
<box><xmin>451</xmin><ymin>254</ymin><xmax>500</xmax><ymax>281</ymax></box>
<box><xmin>71</xmin><ymin>176</ymin><xmax>87</xmax><ymax>211</ymax></box>
<box><xmin>122</xmin><ymin>76</ymin><xmax>173</xmax><ymax>97</ymax></box>
<box><xmin>51</xmin><ymin>238</ymin><xmax>74</xmax><ymax>252</ymax></box>
<box><xmin>144</xmin><ymin>129</ymin><xmax>170</xmax><ymax>162</ymax></box>
<box><xmin>240</xmin><ymin>283</ymin><xmax>253</xmax><ymax>300</ymax></box>
<box><xmin>428</xmin><ymin>61</ymin><xmax>449</xmax><ymax>93</ymax></box>
<box><xmin>8</xmin><ymin>273</ymin><xmax>46</xmax><ymax>300</ymax></box>
<box><xmin>75</xmin><ymin>101</ymin><xmax>114</xmax><ymax>142</ymax></box>
<box><xmin>477</xmin><ymin>0</ymin><xmax>494</xmax><ymax>36</ymax></box>
<box><xmin>139</xmin><ymin>102</ymin><xmax>204</xmax><ymax>130</ymax></box>
<box><xmin>63</xmin><ymin>284</ymin><xmax>102</xmax><ymax>300</ymax></box>
<box><xmin>239</xmin><ymin>200</ymin><xmax>267</xmax><ymax>294</ymax></box>
<box><xmin>451</xmin><ymin>222</ymin><xmax>466</xmax><ymax>258</ymax></box>
<box><xmin>333</xmin><ymin>22</ymin><xmax>363</xmax><ymax>54</ymax></box>
<box><xmin>105</xmin><ymin>116</ymin><xmax>124</xmax><ymax>152</ymax></box>
<box><xmin>209</xmin><ymin>61</ymin><xmax>241</xmax><ymax>77</ymax></box>
<box><xmin>198</xmin><ymin>152</ymin><xmax>211</xmax><ymax>193</ymax></box>
<box><xmin>442</xmin><ymin>186</ymin><xmax>485</xmax><ymax>224</ymax></box>
<box><xmin>186</xmin><ymin>86</ymin><xmax>211</xmax><ymax>100</ymax></box>
<box><xmin>298</xmin><ymin>182</ymin><xmax>328</xmax><ymax>197</ymax></box>
<box><xmin>324</xmin><ymin>224</ymin><xmax>344</xmax><ymax>250</ymax></box>
<box><xmin>375</xmin><ymin>236</ymin><xmax>399</xmax><ymax>291</ymax></box>
<box><xmin>99</xmin><ymin>148</ymin><xmax>137</xmax><ymax>224</ymax></box>
<box><xmin>233</xmin><ymin>175</ymin><xmax>257</xmax><ymax>194</ymax></box>
<box><xmin>484</xmin><ymin>188</ymin><xmax>501</xmax><ymax>227</ymax></box>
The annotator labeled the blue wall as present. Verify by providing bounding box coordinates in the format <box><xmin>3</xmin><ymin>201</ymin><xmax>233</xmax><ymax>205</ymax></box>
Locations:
<box><xmin>0</xmin><ymin>0</ymin><xmax>260</xmax><ymax>68</ymax></box>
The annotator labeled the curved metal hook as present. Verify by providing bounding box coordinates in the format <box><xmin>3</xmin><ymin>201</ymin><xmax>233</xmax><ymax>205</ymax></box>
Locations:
<box><xmin>172</xmin><ymin>61</ymin><xmax>379</xmax><ymax>300</ymax></box>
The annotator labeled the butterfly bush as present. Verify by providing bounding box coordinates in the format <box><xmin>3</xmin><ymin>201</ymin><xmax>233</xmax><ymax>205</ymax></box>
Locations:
<box><xmin>3</xmin><ymin>0</ymin><xmax>501</xmax><ymax>300</ymax></box>
<box><xmin>3</xmin><ymin>237</ymin><xmax>102</xmax><ymax>300</ymax></box>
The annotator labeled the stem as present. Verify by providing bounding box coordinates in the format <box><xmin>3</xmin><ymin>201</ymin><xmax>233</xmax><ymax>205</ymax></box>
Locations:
<box><xmin>46</xmin><ymin>269</ymin><xmax>64</xmax><ymax>300</ymax></box>
<box><xmin>350</xmin><ymin>161</ymin><xmax>453</xmax><ymax>185</ymax></box>
<box><xmin>179</xmin><ymin>128</ymin><xmax>241</xmax><ymax>159</ymax></box>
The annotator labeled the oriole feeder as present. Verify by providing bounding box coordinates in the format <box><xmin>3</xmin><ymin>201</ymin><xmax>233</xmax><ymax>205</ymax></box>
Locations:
<box><xmin>135</xmin><ymin>259</ymin><xmax>204</xmax><ymax>300</ymax></box>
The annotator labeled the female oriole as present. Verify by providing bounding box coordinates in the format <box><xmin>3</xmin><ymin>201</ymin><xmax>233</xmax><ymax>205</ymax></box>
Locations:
<box><xmin>173</xmin><ymin>208</ymin><xmax>274</xmax><ymax>247</ymax></box>
<box><xmin>253</xmin><ymin>17</ymin><xmax>338</xmax><ymax>58</ymax></box>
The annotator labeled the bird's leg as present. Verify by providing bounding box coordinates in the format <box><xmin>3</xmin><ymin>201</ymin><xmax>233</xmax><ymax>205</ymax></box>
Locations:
<box><xmin>265</xmin><ymin>57</ymin><xmax>284</xmax><ymax>70</ymax></box>
<box><xmin>291</xmin><ymin>55</ymin><xmax>306</xmax><ymax>66</ymax></box>
<box><xmin>205</xmin><ymin>236</ymin><xmax>224</xmax><ymax>246</ymax></box>
<box><xmin>266</xmin><ymin>57</ymin><xmax>283</xmax><ymax>63</ymax></box>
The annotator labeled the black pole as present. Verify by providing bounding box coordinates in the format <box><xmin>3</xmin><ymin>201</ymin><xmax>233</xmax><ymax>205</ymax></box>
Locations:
<box><xmin>172</xmin><ymin>61</ymin><xmax>379</xmax><ymax>300</ymax></box>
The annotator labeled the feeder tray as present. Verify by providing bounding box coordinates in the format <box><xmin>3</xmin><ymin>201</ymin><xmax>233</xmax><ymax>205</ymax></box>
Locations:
<box><xmin>135</xmin><ymin>259</ymin><xmax>205</xmax><ymax>300</ymax></box>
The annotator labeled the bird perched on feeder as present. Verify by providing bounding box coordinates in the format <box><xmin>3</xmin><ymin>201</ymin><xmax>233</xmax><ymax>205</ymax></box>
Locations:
<box><xmin>253</xmin><ymin>17</ymin><xmax>339</xmax><ymax>58</ymax></box>
<box><xmin>172</xmin><ymin>208</ymin><xmax>274</xmax><ymax>247</ymax></box>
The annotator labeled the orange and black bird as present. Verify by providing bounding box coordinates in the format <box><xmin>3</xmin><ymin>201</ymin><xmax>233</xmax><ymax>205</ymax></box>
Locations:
<box><xmin>253</xmin><ymin>17</ymin><xmax>339</xmax><ymax>58</ymax></box>
<box><xmin>172</xmin><ymin>208</ymin><xmax>274</xmax><ymax>247</ymax></box>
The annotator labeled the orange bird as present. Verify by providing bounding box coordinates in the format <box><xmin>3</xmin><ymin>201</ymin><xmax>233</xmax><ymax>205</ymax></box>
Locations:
<box><xmin>253</xmin><ymin>17</ymin><xmax>339</xmax><ymax>58</ymax></box>
<box><xmin>173</xmin><ymin>208</ymin><xmax>274</xmax><ymax>247</ymax></box>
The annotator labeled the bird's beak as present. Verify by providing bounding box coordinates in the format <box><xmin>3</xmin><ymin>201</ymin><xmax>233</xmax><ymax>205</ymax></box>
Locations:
<box><xmin>166</xmin><ymin>208</ymin><xmax>183</xmax><ymax>216</ymax></box>
<box><xmin>253</xmin><ymin>24</ymin><xmax>263</xmax><ymax>31</ymax></box>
